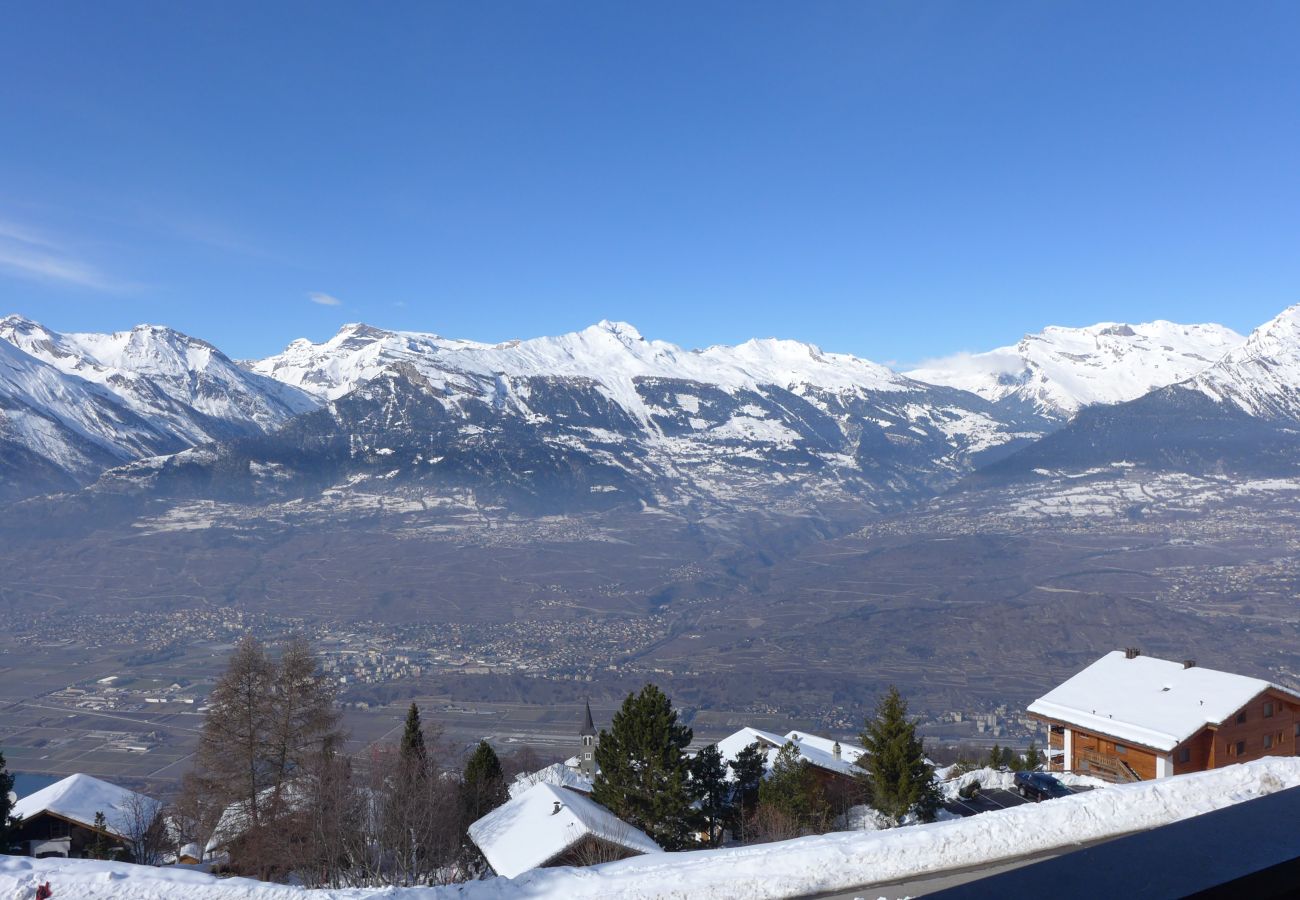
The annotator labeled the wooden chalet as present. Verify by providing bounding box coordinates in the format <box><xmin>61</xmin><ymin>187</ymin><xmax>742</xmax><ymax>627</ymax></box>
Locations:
<box><xmin>8</xmin><ymin>773</ymin><xmax>159</xmax><ymax>859</ymax></box>
<box><xmin>1029</xmin><ymin>649</ymin><xmax>1300</xmax><ymax>782</ymax></box>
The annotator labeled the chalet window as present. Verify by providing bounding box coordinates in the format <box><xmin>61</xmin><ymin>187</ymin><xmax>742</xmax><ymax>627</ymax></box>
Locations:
<box><xmin>1295</xmin><ymin>722</ymin><xmax>1300</xmax><ymax>737</ymax></box>
<box><xmin>1176</xmin><ymin>746</ymin><xmax>1191</xmax><ymax>764</ymax></box>
<box><xmin>1264</xmin><ymin>701</ymin><xmax>1274</xmax><ymax>718</ymax></box>
<box><xmin>1114</xmin><ymin>743</ymin><xmax>1127</xmax><ymax>755</ymax></box>
<box><xmin>1236</xmin><ymin>711</ymin><xmax>1247</xmax><ymax>724</ymax></box>
<box><xmin>1264</xmin><ymin>734</ymin><xmax>1274</xmax><ymax>750</ymax></box>
<box><xmin>1235</xmin><ymin>740</ymin><xmax>1246</xmax><ymax>756</ymax></box>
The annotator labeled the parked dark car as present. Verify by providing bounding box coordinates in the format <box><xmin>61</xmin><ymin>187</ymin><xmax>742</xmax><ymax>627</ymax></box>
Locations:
<box><xmin>1013</xmin><ymin>771</ymin><xmax>1072</xmax><ymax>801</ymax></box>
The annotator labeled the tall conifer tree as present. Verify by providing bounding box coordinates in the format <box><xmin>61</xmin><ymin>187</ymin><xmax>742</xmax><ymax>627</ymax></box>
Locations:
<box><xmin>690</xmin><ymin>743</ymin><xmax>730</xmax><ymax>846</ymax></box>
<box><xmin>860</xmin><ymin>686</ymin><xmax>940</xmax><ymax>824</ymax></box>
<box><xmin>592</xmin><ymin>684</ymin><xmax>695</xmax><ymax>849</ymax></box>
<box><xmin>400</xmin><ymin>702</ymin><xmax>428</xmax><ymax>769</ymax></box>
<box><xmin>461</xmin><ymin>740</ymin><xmax>507</xmax><ymax>823</ymax></box>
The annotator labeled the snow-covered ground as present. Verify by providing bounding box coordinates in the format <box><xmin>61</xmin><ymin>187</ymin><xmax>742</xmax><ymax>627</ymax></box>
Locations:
<box><xmin>4</xmin><ymin>757</ymin><xmax>1298</xmax><ymax>900</ymax></box>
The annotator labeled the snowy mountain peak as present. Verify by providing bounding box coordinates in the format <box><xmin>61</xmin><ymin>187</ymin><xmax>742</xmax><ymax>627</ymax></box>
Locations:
<box><xmin>907</xmin><ymin>319</ymin><xmax>1244</xmax><ymax>420</ymax></box>
<box><xmin>591</xmin><ymin>319</ymin><xmax>645</xmax><ymax>341</ymax></box>
<box><xmin>1181</xmin><ymin>302</ymin><xmax>1300</xmax><ymax>419</ymax></box>
<box><xmin>0</xmin><ymin>316</ymin><xmax>317</xmax><ymax>452</ymax></box>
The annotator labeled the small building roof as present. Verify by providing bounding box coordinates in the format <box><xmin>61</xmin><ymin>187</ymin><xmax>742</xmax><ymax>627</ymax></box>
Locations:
<box><xmin>468</xmin><ymin>782</ymin><xmax>661</xmax><ymax>879</ymax></box>
<box><xmin>10</xmin><ymin>774</ymin><xmax>159</xmax><ymax>837</ymax></box>
<box><xmin>509</xmin><ymin>762</ymin><xmax>594</xmax><ymax>799</ymax></box>
<box><xmin>1028</xmin><ymin>651</ymin><xmax>1300</xmax><ymax>753</ymax></box>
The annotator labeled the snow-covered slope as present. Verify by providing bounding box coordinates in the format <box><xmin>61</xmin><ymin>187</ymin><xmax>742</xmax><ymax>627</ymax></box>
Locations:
<box><xmin>908</xmin><ymin>320</ymin><xmax>1243</xmax><ymax>421</ymax></box>
<box><xmin>1181</xmin><ymin>303</ymin><xmax>1300</xmax><ymax>419</ymax></box>
<box><xmin>976</xmin><ymin>305</ymin><xmax>1300</xmax><ymax>484</ymax></box>
<box><xmin>0</xmin><ymin>314</ymin><xmax>320</xmax><ymax>501</ymax></box>
<box><xmin>253</xmin><ymin>320</ymin><xmax>909</xmax><ymax>407</ymax></box>
<box><xmin>1</xmin><ymin>315</ymin><xmax>318</xmax><ymax>442</ymax></box>
<box><xmin>0</xmin><ymin>334</ymin><xmax>183</xmax><ymax>498</ymax></box>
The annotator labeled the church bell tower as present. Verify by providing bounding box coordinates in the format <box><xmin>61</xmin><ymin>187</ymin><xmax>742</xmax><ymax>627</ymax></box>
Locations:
<box><xmin>578</xmin><ymin>699</ymin><xmax>597</xmax><ymax>778</ymax></box>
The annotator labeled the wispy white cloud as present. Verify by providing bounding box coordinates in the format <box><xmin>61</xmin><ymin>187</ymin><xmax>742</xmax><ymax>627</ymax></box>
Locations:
<box><xmin>0</xmin><ymin>218</ymin><xmax>128</xmax><ymax>291</ymax></box>
<box><xmin>308</xmin><ymin>291</ymin><xmax>342</xmax><ymax>307</ymax></box>
<box><xmin>905</xmin><ymin>348</ymin><xmax>1022</xmax><ymax>379</ymax></box>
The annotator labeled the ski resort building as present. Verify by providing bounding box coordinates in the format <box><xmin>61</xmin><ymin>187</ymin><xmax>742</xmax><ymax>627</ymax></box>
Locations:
<box><xmin>8</xmin><ymin>774</ymin><xmax>159</xmax><ymax>859</ymax></box>
<box><xmin>1030</xmin><ymin>649</ymin><xmax>1300</xmax><ymax>782</ymax></box>
<box><xmin>467</xmin><ymin>782</ymin><xmax>661</xmax><ymax>878</ymax></box>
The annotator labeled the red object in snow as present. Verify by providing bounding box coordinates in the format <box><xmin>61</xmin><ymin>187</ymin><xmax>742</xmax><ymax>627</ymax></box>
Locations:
<box><xmin>35</xmin><ymin>883</ymin><xmax>53</xmax><ymax>900</ymax></box>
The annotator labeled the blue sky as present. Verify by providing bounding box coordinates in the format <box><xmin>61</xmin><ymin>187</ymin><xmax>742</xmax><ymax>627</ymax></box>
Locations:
<box><xmin>2</xmin><ymin>1</ymin><xmax>1298</xmax><ymax>365</ymax></box>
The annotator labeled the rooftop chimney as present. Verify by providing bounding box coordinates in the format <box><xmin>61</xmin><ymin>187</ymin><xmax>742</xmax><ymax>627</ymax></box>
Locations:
<box><xmin>1183</xmin><ymin>659</ymin><xmax>1196</xmax><ymax>669</ymax></box>
<box><xmin>552</xmin><ymin>801</ymin><xmax>563</xmax><ymax>815</ymax></box>
<box><xmin>832</xmin><ymin>742</ymin><xmax>841</xmax><ymax>760</ymax></box>
<box><xmin>1124</xmin><ymin>647</ymin><xmax>1142</xmax><ymax>659</ymax></box>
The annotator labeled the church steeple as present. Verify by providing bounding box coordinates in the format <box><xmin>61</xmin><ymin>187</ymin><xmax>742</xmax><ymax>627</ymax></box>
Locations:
<box><xmin>577</xmin><ymin>699</ymin><xmax>597</xmax><ymax>778</ymax></box>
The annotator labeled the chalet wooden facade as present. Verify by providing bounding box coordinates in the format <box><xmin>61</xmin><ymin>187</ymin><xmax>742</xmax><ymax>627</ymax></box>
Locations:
<box><xmin>8</xmin><ymin>773</ymin><xmax>158</xmax><ymax>859</ymax></box>
<box><xmin>1030</xmin><ymin>650</ymin><xmax>1300</xmax><ymax>782</ymax></box>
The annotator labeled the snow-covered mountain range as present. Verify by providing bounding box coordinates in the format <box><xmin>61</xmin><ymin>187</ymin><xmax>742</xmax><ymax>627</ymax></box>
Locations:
<box><xmin>112</xmin><ymin>320</ymin><xmax>1036</xmax><ymax>512</ymax></box>
<box><xmin>0</xmin><ymin>315</ymin><xmax>316</xmax><ymax>501</ymax></box>
<box><xmin>1</xmin><ymin>308</ymin><xmax>1296</xmax><ymax>510</ymax></box>
<box><xmin>982</xmin><ymin>304</ymin><xmax>1300</xmax><ymax>482</ymax></box>
<box><xmin>906</xmin><ymin>320</ymin><xmax>1244</xmax><ymax>420</ymax></box>
<box><xmin>1179</xmin><ymin>304</ymin><xmax>1300</xmax><ymax>419</ymax></box>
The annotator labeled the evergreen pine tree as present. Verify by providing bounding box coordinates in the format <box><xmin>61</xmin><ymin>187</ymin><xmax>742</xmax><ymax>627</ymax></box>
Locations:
<box><xmin>729</xmin><ymin>740</ymin><xmax>768</xmax><ymax>840</ymax></box>
<box><xmin>859</xmin><ymin>686</ymin><xmax>941</xmax><ymax>825</ymax></box>
<box><xmin>591</xmin><ymin>684</ymin><xmax>696</xmax><ymax>850</ymax></box>
<box><xmin>1024</xmin><ymin>741</ymin><xmax>1042</xmax><ymax>771</ymax></box>
<box><xmin>1000</xmin><ymin>746</ymin><xmax>1018</xmax><ymax>770</ymax></box>
<box><xmin>757</xmin><ymin>742</ymin><xmax>823</xmax><ymax>832</ymax></box>
<box><xmin>689</xmin><ymin>743</ymin><xmax>730</xmax><ymax>847</ymax></box>
<box><xmin>0</xmin><ymin>751</ymin><xmax>16</xmax><ymax>852</ymax></box>
<box><xmin>400</xmin><ymin>702</ymin><xmax>428</xmax><ymax>770</ymax></box>
<box><xmin>987</xmin><ymin>743</ymin><xmax>1003</xmax><ymax>769</ymax></box>
<box><xmin>730</xmin><ymin>741</ymin><xmax>767</xmax><ymax>809</ymax></box>
<box><xmin>461</xmin><ymin>740</ymin><xmax>507</xmax><ymax>823</ymax></box>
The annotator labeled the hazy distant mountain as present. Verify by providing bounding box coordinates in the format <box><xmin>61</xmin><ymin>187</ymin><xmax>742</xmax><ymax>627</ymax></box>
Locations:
<box><xmin>980</xmin><ymin>305</ymin><xmax>1300</xmax><ymax>481</ymax></box>
<box><xmin>907</xmin><ymin>320</ymin><xmax>1243</xmax><ymax>421</ymax></box>
<box><xmin>4</xmin><ymin>310</ymin><xmax>1289</xmax><ymax>514</ymax></box>
<box><xmin>108</xmin><ymin>320</ymin><xmax>1035</xmax><ymax>513</ymax></box>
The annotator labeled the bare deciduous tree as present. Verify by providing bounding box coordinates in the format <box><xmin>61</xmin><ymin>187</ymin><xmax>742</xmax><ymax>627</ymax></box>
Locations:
<box><xmin>115</xmin><ymin>790</ymin><xmax>167</xmax><ymax>866</ymax></box>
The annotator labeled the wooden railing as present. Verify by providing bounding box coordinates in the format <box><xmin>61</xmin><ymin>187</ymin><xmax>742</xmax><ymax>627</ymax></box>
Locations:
<box><xmin>1073</xmin><ymin>747</ymin><xmax>1142</xmax><ymax>783</ymax></box>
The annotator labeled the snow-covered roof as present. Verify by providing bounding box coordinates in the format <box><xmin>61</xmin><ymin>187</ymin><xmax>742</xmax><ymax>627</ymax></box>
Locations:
<box><xmin>713</xmin><ymin>727</ymin><xmax>867</xmax><ymax>779</ymax></box>
<box><xmin>509</xmin><ymin>763</ymin><xmax>594</xmax><ymax>799</ymax></box>
<box><xmin>783</xmin><ymin>730</ymin><xmax>867</xmax><ymax>776</ymax></box>
<box><xmin>467</xmin><ymin>782</ymin><xmax>661</xmax><ymax>879</ymax></box>
<box><xmin>10</xmin><ymin>774</ymin><xmax>159</xmax><ymax>837</ymax></box>
<box><xmin>1028</xmin><ymin>651</ymin><xmax>1300</xmax><ymax>752</ymax></box>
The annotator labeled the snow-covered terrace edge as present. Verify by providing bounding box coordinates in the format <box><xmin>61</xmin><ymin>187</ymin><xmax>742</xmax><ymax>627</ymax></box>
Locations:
<box><xmin>3</xmin><ymin>757</ymin><xmax>1299</xmax><ymax>900</ymax></box>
